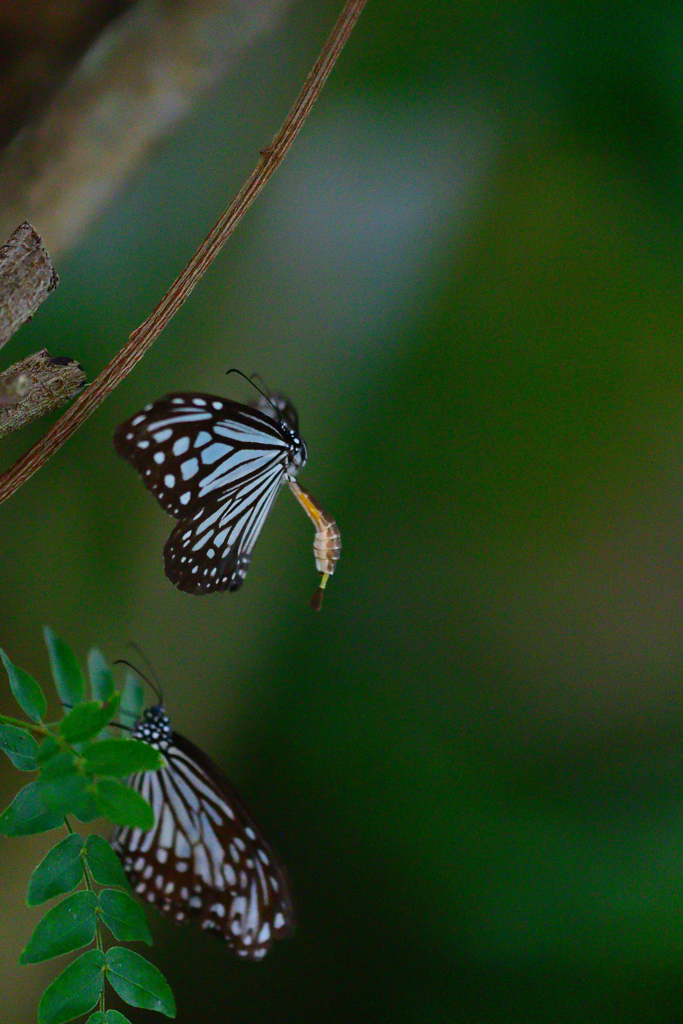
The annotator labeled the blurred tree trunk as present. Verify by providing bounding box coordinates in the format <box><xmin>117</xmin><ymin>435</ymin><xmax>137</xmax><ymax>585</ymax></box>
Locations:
<box><xmin>0</xmin><ymin>0</ymin><xmax>295</xmax><ymax>255</ymax></box>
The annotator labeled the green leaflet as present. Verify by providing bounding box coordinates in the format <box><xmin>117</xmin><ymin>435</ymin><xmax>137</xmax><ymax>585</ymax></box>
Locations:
<box><xmin>20</xmin><ymin>890</ymin><xmax>98</xmax><ymax>964</ymax></box>
<box><xmin>82</xmin><ymin>737</ymin><xmax>163</xmax><ymax>777</ymax></box>
<box><xmin>105</xmin><ymin>947</ymin><xmax>175</xmax><ymax>1017</ymax></box>
<box><xmin>0</xmin><ymin>722</ymin><xmax>39</xmax><ymax>770</ymax></box>
<box><xmin>44</xmin><ymin>627</ymin><xmax>85</xmax><ymax>708</ymax></box>
<box><xmin>87</xmin><ymin>649</ymin><xmax>114</xmax><ymax>702</ymax></box>
<box><xmin>0</xmin><ymin>781</ymin><xmax>64</xmax><ymax>836</ymax></box>
<box><xmin>0</xmin><ymin>648</ymin><xmax>46</xmax><ymax>723</ymax></box>
<box><xmin>83</xmin><ymin>834</ymin><xmax>131</xmax><ymax>891</ymax></box>
<box><xmin>95</xmin><ymin>779</ymin><xmax>154</xmax><ymax>830</ymax></box>
<box><xmin>26</xmin><ymin>833</ymin><xmax>84</xmax><ymax>906</ymax></box>
<box><xmin>118</xmin><ymin>673</ymin><xmax>144</xmax><ymax>727</ymax></box>
<box><xmin>59</xmin><ymin>696</ymin><xmax>121</xmax><ymax>745</ymax></box>
<box><xmin>86</xmin><ymin>1013</ymin><xmax>132</xmax><ymax>1024</ymax></box>
<box><xmin>99</xmin><ymin>888</ymin><xmax>153</xmax><ymax>945</ymax></box>
<box><xmin>38</xmin><ymin>949</ymin><xmax>105</xmax><ymax>1024</ymax></box>
<box><xmin>34</xmin><ymin>752</ymin><xmax>92</xmax><ymax>819</ymax></box>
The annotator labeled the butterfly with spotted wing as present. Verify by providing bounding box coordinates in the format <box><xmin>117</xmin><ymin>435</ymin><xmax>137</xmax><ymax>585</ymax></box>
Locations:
<box><xmin>113</xmin><ymin>385</ymin><xmax>341</xmax><ymax>607</ymax></box>
<box><xmin>111</xmin><ymin>703</ymin><xmax>294</xmax><ymax>960</ymax></box>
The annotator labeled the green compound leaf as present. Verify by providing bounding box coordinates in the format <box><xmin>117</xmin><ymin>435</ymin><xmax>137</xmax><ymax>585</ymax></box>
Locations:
<box><xmin>87</xmin><ymin>649</ymin><xmax>114</xmax><ymax>702</ymax></box>
<box><xmin>59</xmin><ymin>695</ymin><xmax>121</xmax><ymax>745</ymax></box>
<box><xmin>27</xmin><ymin>833</ymin><xmax>84</xmax><ymax>906</ymax></box>
<box><xmin>95</xmin><ymin>779</ymin><xmax>154</xmax><ymax>830</ymax></box>
<box><xmin>87</xmin><ymin>1012</ymin><xmax>132</xmax><ymax>1024</ymax></box>
<box><xmin>38</xmin><ymin>948</ymin><xmax>105</xmax><ymax>1024</ymax></box>
<box><xmin>35</xmin><ymin>752</ymin><xmax>91</xmax><ymax>817</ymax></box>
<box><xmin>0</xmin><ymin>722</ymin><xmax>39</xmax><ymax>770</ymax></box>
<box><xmin>105</xmin><ymin>947</ymin><xmax>175</xmax><ymax>1017</ymax></box>
<box><xmin>37</xmin><ymin>735</ymin><xmax>61</xmax><ymax>765</ymax></box>
<box><xmin>20</xmin><ymin>890</ymin><xmax>98</xmax><ymax>964</ymax></box>
<box><xmin>0</xmin><ymin>781</ymin><xmax>64</xmax><ymax>836</ymax></box>
<box><xmin>82</xmin><ymin>738</ymin><xmax>163</xmax><ymax>777</ymax></box>
<box><xmin>99</xmin><ymin>888</ymin><xmax>153</xmax><ymax>945</ymax></box>
<box><xmin>71</xmin><ymin>793</ymin><xmax>100</xmax><ymax>824</ymax></box>
<box><xmin>44</xmin><ymin>627</ymin><xmax>85</xmax><ymax>708</ymax></box>
<box><xmin>83</xmin><ymin>834</ymin><xmax>131</xmax><ymax>891</ymax></box>
<box><xmin>0</xmin><ymin>648</ymin><xmax>46</xmax><ymax>723</ymax></box>
<box><xmin>118</xmin><ymin>673</ymin><xmax>144</xmax><ymax>727</ymax></box>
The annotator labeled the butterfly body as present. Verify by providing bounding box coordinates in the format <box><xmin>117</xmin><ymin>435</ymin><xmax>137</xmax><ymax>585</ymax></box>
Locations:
<box><xmin>114</xmin><ymin>392</ymin><xmax>307</xmax><ymax>594</ymax></box>
<box><xmin>111</xmin><ymin>706</ymin><xmax>294</xmax><ymax>960</ymax></box>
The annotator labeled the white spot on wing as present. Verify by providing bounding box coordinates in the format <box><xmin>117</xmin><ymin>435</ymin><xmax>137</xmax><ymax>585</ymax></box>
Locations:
<box><xmin>181</xmin><ymin>457</ymin><xmax>199</xmax><ymax>480</ymax></box>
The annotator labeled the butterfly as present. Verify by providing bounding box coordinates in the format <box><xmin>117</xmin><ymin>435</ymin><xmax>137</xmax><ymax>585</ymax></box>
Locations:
<box><xmin>111</xmin><ymin>704</ymin><xmax>294</xmax><ymax>959</ymax></box>
<box><xmin>114</xmin><ymin>383</ymin><xmax>341</xmax><ymax>607</ymax></box>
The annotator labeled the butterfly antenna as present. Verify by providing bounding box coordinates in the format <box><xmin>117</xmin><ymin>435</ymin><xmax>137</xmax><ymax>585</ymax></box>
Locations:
<box><xmin>250</xmin><ymin>372</ymin><xmax>270</xmax><ymax>393</ymax></box>
<box><xmin>226</xmin><ymin>367</ymin><xmax>279</xmax><ymax>417</ymax></box>
<box><xmin>123</xmin><ymin>642</ymin><xmax>165</xmax><ymax>704</ymax></box>
<box><xmin>113</xmin><ymin>658</ymin><xmax>163</xmax><ymax>706</ymax></box>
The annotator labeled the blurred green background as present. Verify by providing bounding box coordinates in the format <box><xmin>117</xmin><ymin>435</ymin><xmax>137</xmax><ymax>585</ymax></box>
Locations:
<box><xmin>3</xmin><ymin>0</ymin><xmax>683</xmax><ymax>1021</ymax></box>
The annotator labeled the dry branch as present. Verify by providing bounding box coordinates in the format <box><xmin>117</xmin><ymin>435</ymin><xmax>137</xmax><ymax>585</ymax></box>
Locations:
<box><xmin>0</xmin><ymin>0</ymin><xmax>368</xmax><ymax>504</ymax></box>
<box><xmin>0</xmin><ymin>222</ymin><xmax>58</xmax><ymax>349</ymax></box>
<box><xmin>0</xmin><ymin>350</ymin><xmax>85</xmax><ymax>439</ymax></box>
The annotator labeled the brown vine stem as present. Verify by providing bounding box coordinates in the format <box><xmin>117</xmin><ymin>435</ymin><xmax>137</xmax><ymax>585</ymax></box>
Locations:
<box><xmin>0</xmin><ymin>0</ymin><xmax>368</xmax><ymax>506</ymax></box>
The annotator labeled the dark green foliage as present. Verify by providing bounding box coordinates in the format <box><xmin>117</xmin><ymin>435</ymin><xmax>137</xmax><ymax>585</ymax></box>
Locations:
<box><xmin>0</xmin><ymin>630</ymin><xmax>176</xmax><ymax>1021</ymax></box>
<box><xmin>83</xmin><ymin>738</ymin><xmax>163</xmax><ymax>777</ymax></box>
<box><xmin>95</xmin><ymin>779</ymin><xmax>155</xmax><ymax>830</ymax></box>
<box><xmin>44</xmin><ymin>626</ymin><xmax>86</xmax><ymax>707</ymax></box>
<box><xmin>35</xmin><ymin>752</ymin><xmax>89</xmax><ymax>816</ymax></box>
<box><xmin>38</xmin><ymin>949</ymin><xmax>105</xmax><ymax>1024</ymax></box>
<box><xmin>0</xmin><ymin>722</ymin><xmax>39</xmax><ymax>770</ymax></box>
<box><xmin>0</xmin><ymin>649</ymin><xmax>46</xmax><ymax>722</ymax></box>
<box><xmin>27</xmin><ymin>834</ymin><xmax>85</xmax><ymax>906</ymax></box>
<box><xmin>105</xmin><ymin>947</ymin><xmax>175</xmax><ymax>1017</ymax></box>
<box><xmin>118</xmin><ymin>673</ymin><xmax>144</xmax><ymax>726</ymax></box>
<box><xmin>37</xmin><ymin>735</ymin><xmax>61</xmax><ymax>764</ymax></box>
<box><xmin>71</xmin><ymin>793</ymin><xmax>101</xmax><ymax>825</ymax></box>
<box><xmin>20</xmin><ymin>890</ymin><xmax>99</xmax><ymax>964</ymax></box>
<box><xmin>99</xmin><ymin>889</ymin><xmax>153</xmax><ymax>945</ymax></box>
<box><xmin>0</xmin><ymin>781</ymin><xmax>65</xmax><ymax>835</ymax></box>
<box><xmin>87</xmin><ymin>649</ymin><xmax>115</xmax><ymax>702</ymax></box>
<box><xmin>59</xmin><ymin>696</ymin><xmax>121</xmax><ymax>744</ymax></box>
<box><xmin>87</xmin><ymin>1013</ymin><xmax>132</xmax><ymax>1023</ymax></box>
<box><xmin>83</xmin><ymin>835</ymin><xmax>131</xmax><ymax>891</ymax></box>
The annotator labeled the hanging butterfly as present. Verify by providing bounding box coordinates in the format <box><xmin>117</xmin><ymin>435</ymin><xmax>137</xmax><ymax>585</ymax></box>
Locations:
<box><xmin>111</xmin><ymin>702</ymin><xmax>294</xmax><ymax>959</ymax></box>
<box><xmin>113</xmin><ymin>374</ymin><xmax>341</xmax><ymax>608</ymax></box>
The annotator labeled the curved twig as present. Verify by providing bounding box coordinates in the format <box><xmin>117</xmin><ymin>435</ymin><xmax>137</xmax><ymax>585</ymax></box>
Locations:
<box><xmin>0</xmin><ymin>0</ymin><xmax>368</xmax><ymax>506</ymax></box>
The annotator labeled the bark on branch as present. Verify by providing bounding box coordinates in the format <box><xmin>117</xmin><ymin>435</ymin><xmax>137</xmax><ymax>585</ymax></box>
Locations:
<box><xmin>0</xmin><ymin>222</ymin><xmax>59</xmax><ymax>350</ymax></box>
<box><xmin>0</xmin><ymin>350</ymin><xmax>85</xmax><ymax>438</ymax></box>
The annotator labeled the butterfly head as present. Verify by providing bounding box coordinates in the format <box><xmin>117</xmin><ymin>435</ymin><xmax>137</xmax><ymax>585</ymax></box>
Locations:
<box><xmin>283</xmin><ymin>425</ymin><xmax>307</xmax><ymax>475</ymax></box>
<box><xmin>250</xmin><ymin>392</ymin><xmax>307</xmax><ymax>475</ymax></box>
<box><xmin>132</xmin><ymin>705</ymin><xmax>173</xmax><ymax>751</ymax></box>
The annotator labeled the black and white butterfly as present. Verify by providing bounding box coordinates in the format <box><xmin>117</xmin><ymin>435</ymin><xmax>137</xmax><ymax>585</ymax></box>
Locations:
<box><xmin>111</xmin><ymin>704</ymin><xmax>294</xmax><ymax>960</ymax></box>
<box><xmin>113</xmin><ymin>388</ymin><xmax>308</xmax><ymax>595</ymax></box>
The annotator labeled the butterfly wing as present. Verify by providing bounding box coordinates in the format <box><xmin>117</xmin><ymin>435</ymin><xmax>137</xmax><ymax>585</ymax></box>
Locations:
<box><xmin>114</xmin><ymin>393</ymin><xmax>291</xmax><ymax>516</ymax></box>
<box><xmin>164</xmin><ymin>456</ymin><xmax>286</xmax><ymax>593</ymax></box>
<box><xmin>111</xmin><ymin>733</ymin><xmax>293</xmax><ymax>960</ymax></box>
<box><xmin>114</xmin><ymin>393</ymin><xmax>294</xmax><ymax>592</ymax></box>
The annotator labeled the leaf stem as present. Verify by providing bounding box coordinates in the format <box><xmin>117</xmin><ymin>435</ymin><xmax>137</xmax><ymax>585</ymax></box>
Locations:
<box><xmin>0</xmin><ymin>0</ymin><xmax>368</xmax><ymax>507</ymax></box>
<box><xmin>69</xmin><ymin>814</ymin><xmax>107</xmax><ymax>1014</ymax></box>
<box><xmin>0</xmin><ymin>712</ymin><xmax>49</xmax><ymax>735</ymax></box>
